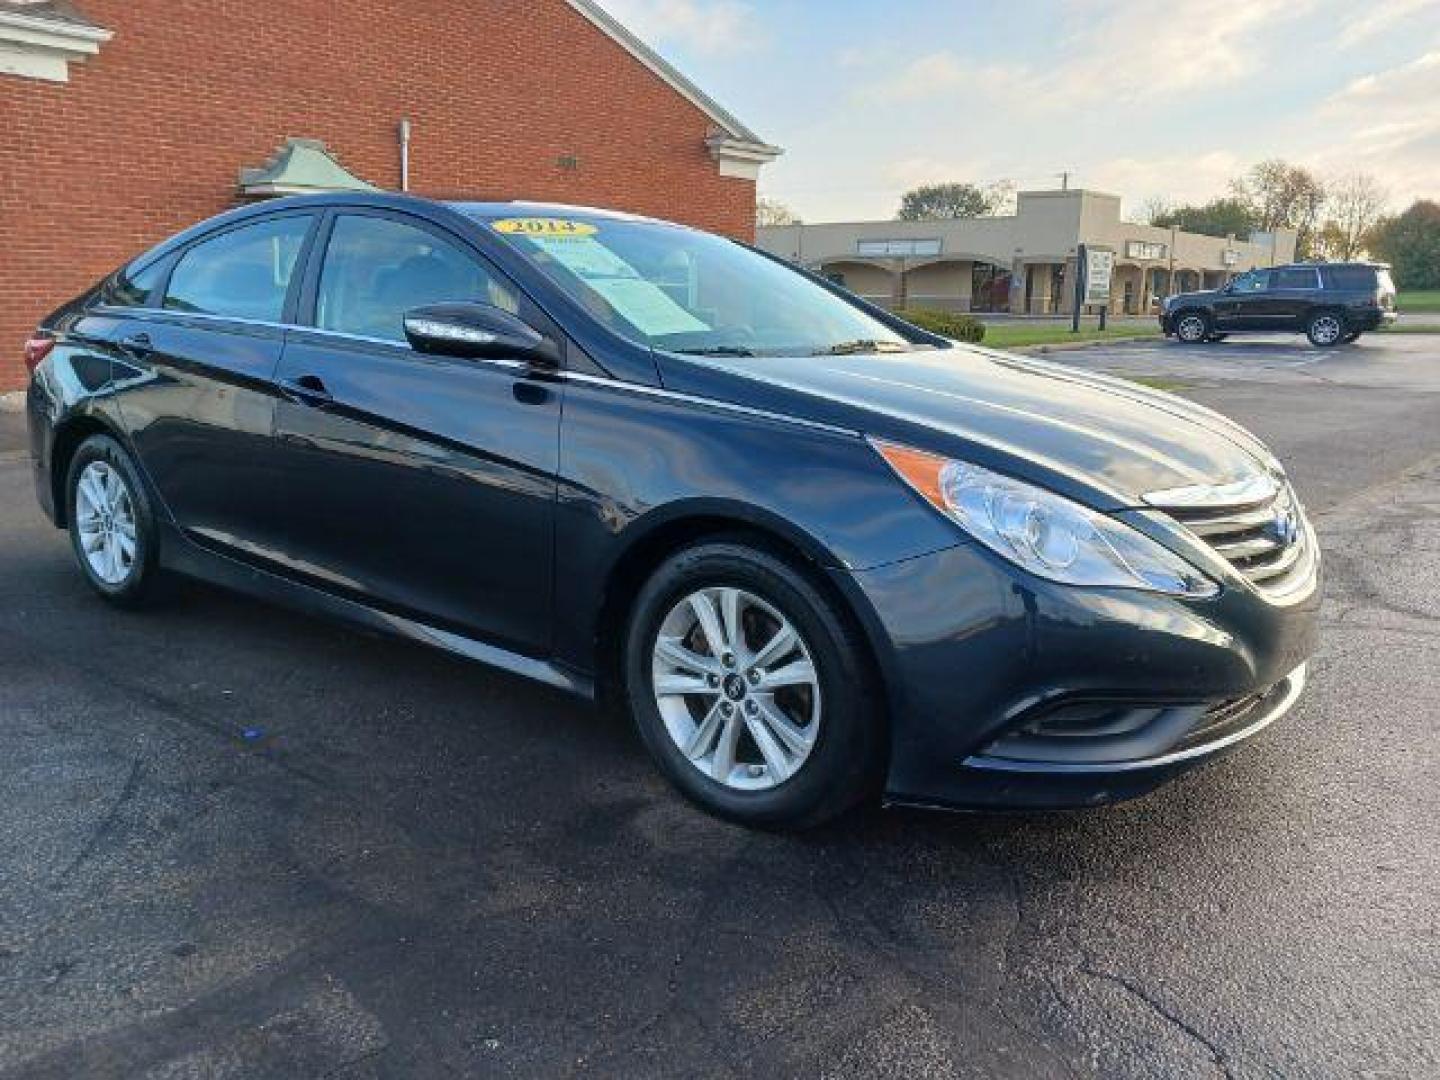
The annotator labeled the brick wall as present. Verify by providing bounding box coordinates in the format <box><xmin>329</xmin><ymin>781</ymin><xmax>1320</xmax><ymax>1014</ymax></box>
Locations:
<box><xmin>0</xmin><ymin>0</ymin><xmax>758</xmax><ymax>388</ymax></box>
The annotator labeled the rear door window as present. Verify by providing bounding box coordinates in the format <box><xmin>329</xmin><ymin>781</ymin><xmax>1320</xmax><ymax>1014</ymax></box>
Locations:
<box><xmin>314</xmin><ymin>214</ymin><xmax>519</xmax><ymax>343</ymax></box>
<box><xmin>1273</xmin><ymin>267</ymin><xmax>1320</xmax><ymax>290</ymax></box>
<box><xmin>163</xmin><ymin>215</ymin><xmax>313</xmax><ymax>321</ymax></box>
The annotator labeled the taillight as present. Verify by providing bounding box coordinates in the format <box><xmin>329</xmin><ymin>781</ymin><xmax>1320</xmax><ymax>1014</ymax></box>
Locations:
<box><xmin>23</xmin><ymin>336</ymin><xmax>54</xmax><ymax>375</ymax></box>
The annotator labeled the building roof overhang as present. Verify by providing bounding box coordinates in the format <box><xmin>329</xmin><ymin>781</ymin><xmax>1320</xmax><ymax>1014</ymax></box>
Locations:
<box><xmin>0</xmin><ymin>1</ymin><xmax>111</xmax><ymax>82</ymax></box>
<box><xmin>566</xmin><ymin>0</ymin><xmax>782</xmax><ymax>179</ymax></box>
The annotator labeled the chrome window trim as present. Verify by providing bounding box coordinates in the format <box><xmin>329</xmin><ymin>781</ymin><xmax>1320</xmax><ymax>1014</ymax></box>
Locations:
<box><xmin>90</xmin><ymin>306</ymin><xmax>857</xmax><ymax>436</ymax></box>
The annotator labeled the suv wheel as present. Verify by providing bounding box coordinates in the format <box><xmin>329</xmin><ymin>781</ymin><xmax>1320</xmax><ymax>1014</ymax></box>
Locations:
<box><xmin>66</xmin><ymin>434</ymin><xmax>164</xmax><ymax>607</ymax></box>
<box><xmin>1174</xmin><ymin>311</ymin><xmax>1210</xmax><ymax>343</ymax></box>
<box><xmin>623</xmin><ymin>540</ymin><xmax>881</xmax><ymax>829</ymax></box>
<box><xmin>1306</xmin><ymin>311</ymin><xmax>1346</xmax><ymax>347</ymax></box>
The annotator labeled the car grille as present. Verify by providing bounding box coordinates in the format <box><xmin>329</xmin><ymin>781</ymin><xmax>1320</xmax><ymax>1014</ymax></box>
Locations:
<box><xmin>1145</xmin><ymin>474</ymin><xmax>1314</xmax><ymax>598</ymax></box>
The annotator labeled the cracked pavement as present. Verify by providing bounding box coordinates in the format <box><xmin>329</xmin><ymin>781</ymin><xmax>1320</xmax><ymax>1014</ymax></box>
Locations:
<box><xmin>1</xmin><ymin>333</ymin><xmax>1438</xmax><ymax>1078</ymax></box>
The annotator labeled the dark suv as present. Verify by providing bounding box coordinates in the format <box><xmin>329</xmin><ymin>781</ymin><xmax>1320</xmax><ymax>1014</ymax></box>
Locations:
<box><xmin>1161</xmin><ymin>262</ymin><xmax>1397</xmax><ymax>346</ymax></box>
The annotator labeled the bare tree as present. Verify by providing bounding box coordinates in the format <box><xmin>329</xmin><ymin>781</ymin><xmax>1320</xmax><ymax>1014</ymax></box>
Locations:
<box><xmin>1322</xmin><ymin>173</ymin><xmax>1388</xmax><ymax>260</ymax></box>
<box><xmin>756</xmin><ymin>197</ymin><xmax>801</xmax><ymax>228</ymax></box>
<box><xmin>1135</xmin><ymin>196</ymin><xmax>1172</xmax><ymax>226</ymax></box>
<box><xmin>1231</xmin><ymin>160</ymin><xmax>1327</xmax><ymax>258</ymax></box>
<box><xmin>985</xmin><ymin>179</ymin><xmax>1018</xmax><ymax>216</ymax></box>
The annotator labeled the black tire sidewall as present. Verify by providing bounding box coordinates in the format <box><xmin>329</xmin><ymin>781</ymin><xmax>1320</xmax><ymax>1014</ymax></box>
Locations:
<box><xmin>1175</xmin><ymin>311</ymin><xmax>1210</xmax><ymax>342</ymax></box>
<box><xmin>623</xmin><ymin>541</ymin><xmax>880</xmax><ymax>829</ymax></box>
<box><xmin>1306</xmin><ymin>311</ymin><xmax>1346</xmax><ymax>347</ymax></box>
<box><xmin>66</xmin><ymin>434</ymin><xmax>159</xmax><ymax>605</ymax></box>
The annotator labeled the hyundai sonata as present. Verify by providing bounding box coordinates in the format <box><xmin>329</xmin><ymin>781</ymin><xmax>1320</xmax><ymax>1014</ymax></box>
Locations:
<box><xmin>24</xmin><ymin>195</ymin><xmax>1320</xmax><ymax>827</ymax></box>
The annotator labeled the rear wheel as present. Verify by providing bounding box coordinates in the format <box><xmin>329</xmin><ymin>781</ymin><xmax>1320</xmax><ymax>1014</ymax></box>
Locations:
<box><xmin>66</xmin><ymin>434</ymin><xmax>164</xmax><ymax>607</ymax></box>
<box><xmin>1174</xmin><ymin>311</ymin><xmax>1210</xmax><ymax>343</ymax></box>
<box><xmin>1306</xmin><ymin>311</ymin><xmax>1346</xmax><ymax>347</ymax></box>
<box><xmin>623</xmin><ymin>540</ymin><xmax>881</xmax><ymax>829</ymax></box>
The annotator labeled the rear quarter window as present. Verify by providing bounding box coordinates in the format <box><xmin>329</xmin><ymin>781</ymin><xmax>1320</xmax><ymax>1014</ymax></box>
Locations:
<box><xmin>1320</xmin><ymin>266</ymin><xmax>1378</xmax><ymax>290</ymax></box>
<box><xmin>104</xmin><ymin>259</ymin><xmax>167</xmax><ymax>307</ymax></box>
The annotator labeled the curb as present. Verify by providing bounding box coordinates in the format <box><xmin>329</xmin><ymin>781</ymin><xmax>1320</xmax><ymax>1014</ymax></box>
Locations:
<box><xmin>0</xmin><ymin>391</ymin><xmax>25</xmax><ymax>414</ymax></box>
<box><xmin>1011</xmin><ymin>335</ymin><xmax>1161</xmax><ymax>355</ymax></box>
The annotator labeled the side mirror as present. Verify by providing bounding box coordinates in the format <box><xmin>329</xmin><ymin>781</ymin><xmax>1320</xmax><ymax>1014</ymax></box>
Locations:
<box><xmin>403</xmin><ymin>302</ymin><xmax>561</xmax><ymax>366</ymax></box>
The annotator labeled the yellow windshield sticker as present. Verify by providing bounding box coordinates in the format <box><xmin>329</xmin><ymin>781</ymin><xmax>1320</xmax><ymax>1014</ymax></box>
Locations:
<box><xmin>492</xmin><ymin>218</ymin><xmax>598</xmax><ymax>238</ymax></box>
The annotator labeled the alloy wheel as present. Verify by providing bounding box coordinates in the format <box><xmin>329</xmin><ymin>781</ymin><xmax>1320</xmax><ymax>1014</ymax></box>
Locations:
<box><xmin>1310</xmin><ymin>315</ymin><xmax>1342</xmax><ymax>345</ymax></box>
<box><xmin>650</xmin><ymin>586</ymin><xmax>821</xmax><ymax>791</ymax></box>
<box><xmin>75</xmin><ymin>461</ymin><xmax>138</xmax><ymax>585</ymax></box>
<box><xmin>1177</xmin><ymin>314</ymin><xmax>1207</xmax><ymax>342</ymax></box>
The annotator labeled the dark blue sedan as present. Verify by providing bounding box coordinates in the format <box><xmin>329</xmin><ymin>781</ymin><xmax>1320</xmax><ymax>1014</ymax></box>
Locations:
<box><xmin>23</xmin><ymin>194</ymin><xmax>1320</xmax><ymax>827</ymax></box>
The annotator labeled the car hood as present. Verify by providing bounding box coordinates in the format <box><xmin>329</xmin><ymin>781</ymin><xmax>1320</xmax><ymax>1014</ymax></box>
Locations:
<box><xmin>657</xmin><ymin>345</ymin><xmax>1279</xmax><ymax>510</ymax></box>
<box><xmin>1165</xmin><ymin>289</ymin><xmax>1222</xmax><ymax>306</ymax></box>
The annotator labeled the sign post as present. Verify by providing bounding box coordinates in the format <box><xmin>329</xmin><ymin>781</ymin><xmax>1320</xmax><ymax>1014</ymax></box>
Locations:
<box><xmin>1072</xmin><ymin>245</ymin><xmax>1115</xmax><ymax>332</ymax></box>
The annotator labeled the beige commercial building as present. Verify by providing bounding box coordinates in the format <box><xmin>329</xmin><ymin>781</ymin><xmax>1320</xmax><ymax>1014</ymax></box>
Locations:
<box><xmin>757</xmin><ymin>188</ymin><xmax>1297</xmax><ymax>317</ymax></box>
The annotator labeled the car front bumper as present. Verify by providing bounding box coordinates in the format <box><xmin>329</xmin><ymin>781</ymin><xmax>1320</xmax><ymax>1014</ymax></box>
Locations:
<box><xmin>836</xmin><ymin>537</ymin><xmax>1321</xmax><ymax>811</ymax></box>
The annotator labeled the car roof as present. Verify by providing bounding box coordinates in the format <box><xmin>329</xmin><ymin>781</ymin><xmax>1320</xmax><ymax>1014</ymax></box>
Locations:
<box><xmin>1275</xmin><ymin>261</ymin><xmax>1390</xmax><ymax>270</ymax></box>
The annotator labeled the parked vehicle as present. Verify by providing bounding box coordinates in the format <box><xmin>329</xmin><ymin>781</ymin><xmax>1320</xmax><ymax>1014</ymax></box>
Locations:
<box><xmin>1161</xmin><ymin>262</ymin><xmax>1397</xmax><ymax>346</ymax></box>
<box><xmin>25</xmin><ymin>195</ymin><xmax>1321</xmax><ymax>827</ymax></box>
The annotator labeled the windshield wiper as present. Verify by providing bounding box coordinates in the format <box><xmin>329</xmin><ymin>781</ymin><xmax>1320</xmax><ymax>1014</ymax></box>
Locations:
<box><xmin>675</xmin><ymin>345</ymin><xmax>757</xmax><ymax>357</ymax></box>
<box><xmin>812</xmin><ymin>339</ymin><xmax>909</xmax><ymax>356</ymax></box>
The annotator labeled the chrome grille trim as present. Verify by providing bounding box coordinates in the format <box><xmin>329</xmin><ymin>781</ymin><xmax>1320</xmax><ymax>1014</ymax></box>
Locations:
<box><xmin>1147</xmin><ymin>474</ymin><xmax>1314</xmax><ymax>598</ymax></box>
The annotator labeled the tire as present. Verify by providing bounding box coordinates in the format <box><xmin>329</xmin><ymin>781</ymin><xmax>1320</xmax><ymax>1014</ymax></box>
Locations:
<box><xmin>623</xmin><ymin>539</ymin><xmax>882</xmax><ymax>829</ymax></box>
<box><xmin>65</xmin><ymin>433</ymin><xmax>164</xmax><ymax>607</ymax></box>
<box><xmin>1173</xmin><ymin>311</ymin><xmax>1210</xmax><ymax>343</ymax></box>
<box><xmin>1306</xmin><ymin>311</ymin><xmax>1346</xmax><ymax>347</ymax></box>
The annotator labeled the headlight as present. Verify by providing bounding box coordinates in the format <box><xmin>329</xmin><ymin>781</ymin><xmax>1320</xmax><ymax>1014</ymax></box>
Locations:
<box><xmin>872</xmin><ymin>440</ymin><xmax>1218</xmax><ymax>597</ymax></box>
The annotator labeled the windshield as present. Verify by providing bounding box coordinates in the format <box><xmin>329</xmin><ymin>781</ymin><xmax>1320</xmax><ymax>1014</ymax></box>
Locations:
<box><xmin>469</xmin><ymin>212</ymin><xmax>912</xmax><ymax>357</ymax></box>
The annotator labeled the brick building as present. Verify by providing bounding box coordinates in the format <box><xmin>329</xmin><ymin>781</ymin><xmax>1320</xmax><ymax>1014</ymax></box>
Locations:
<box><xmin>0</xmin><ymin>0</ymin><xmax>779</xmax><ymax>388</ymax></box>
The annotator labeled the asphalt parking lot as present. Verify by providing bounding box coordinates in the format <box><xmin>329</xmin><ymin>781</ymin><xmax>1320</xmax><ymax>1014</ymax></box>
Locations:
<box><xmin>2</xmin><ymin>333</ymin><xmax>1438</xmax><ymax>1079</ymax></box>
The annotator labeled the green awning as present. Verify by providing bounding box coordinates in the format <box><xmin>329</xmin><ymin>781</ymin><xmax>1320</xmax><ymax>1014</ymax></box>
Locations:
<box><xmin>238</xmin><ymin>138</ymin><xmax>379</xmax><ymax>197</ymax></box>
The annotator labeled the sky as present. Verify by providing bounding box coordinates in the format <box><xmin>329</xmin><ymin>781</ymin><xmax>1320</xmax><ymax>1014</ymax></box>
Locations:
<box><xmin>593</xmin><ymin>0</ymin><xmax>1440</xmax><ymax>223</ymax></box>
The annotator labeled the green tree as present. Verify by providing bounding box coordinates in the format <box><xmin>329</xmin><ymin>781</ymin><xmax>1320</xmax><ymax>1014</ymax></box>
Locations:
<box><xmin>1151</xmin><ymin>197</ymin><xmax>1256</xmax><ymax>239</ymax></box>
<box><xmin>897</xmin><ymin>182</ymin><xmax>993</xmax><ymax>221</ymax></box>
<box><xmin>1369</xmin><ymin>200</ymin><xmax>1440</xmax><ymax>288</ymax></box>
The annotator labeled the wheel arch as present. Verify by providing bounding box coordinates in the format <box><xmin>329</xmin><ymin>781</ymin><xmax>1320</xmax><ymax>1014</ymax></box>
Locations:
<box><xmin>592</xmin><ymin>502</ymin><xmax>890</xmax><ymax>727</ymax></box>
<box><xmin>48</xmin><ymin>412</ymin><xmax>129</xmax><ymax>528</ymax></box>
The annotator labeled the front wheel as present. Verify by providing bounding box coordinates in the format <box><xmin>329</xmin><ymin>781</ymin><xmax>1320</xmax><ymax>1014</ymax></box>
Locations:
<box><xmin>1173</xmin><ymin>311</ymin><xmax>1210</xmax><ymax>343</ymax></box>
<box><xmin>623</xmin><ymin>540</ymin><xmax>882</xmax><ymax>829</ymax></box>
<box><xmin>1306</xmin><ymin>311</ymin><xmax>1346</xmax><ymax>347</ymax></box>
<box><xmin>66</xmin><ymin>434</ymin><xmax>164</xmax><ymax>607</ymax></box>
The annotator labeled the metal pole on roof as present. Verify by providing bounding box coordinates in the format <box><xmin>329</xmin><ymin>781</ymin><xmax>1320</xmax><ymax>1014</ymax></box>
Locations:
<box><xmin>399</xmin><ymin>118</ymin><xmax>412</xmax><ymax>192</ymax></box>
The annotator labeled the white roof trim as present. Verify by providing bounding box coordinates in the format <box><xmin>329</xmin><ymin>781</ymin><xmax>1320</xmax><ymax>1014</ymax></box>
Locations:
<box><xmin>565</xmin><ymin>0</ymin><xmax>780</xmax><ymax>162</ymax></box>
<box><xmin>0</xmin><ymin>9</ymin><xmax>111</xmax><ymax>82</ymax></box>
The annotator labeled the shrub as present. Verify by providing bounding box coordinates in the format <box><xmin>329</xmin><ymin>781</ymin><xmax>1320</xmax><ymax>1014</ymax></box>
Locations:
<box><xmin>894</xmin><ymin>307</ymin><xmax>986</xmax><ymax>343</ymax></box>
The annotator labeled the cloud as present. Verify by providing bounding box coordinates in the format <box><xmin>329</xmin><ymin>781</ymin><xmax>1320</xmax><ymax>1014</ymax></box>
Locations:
<box><xmin>1086</xmin><ymin>152</ymin><xmax>1247</xmax><ymax>209</ymax></box>
<box><xmin>1337</xmin><ymin>0</ymin><xmax>1438</xmax><ymax>45</ymax></box>
<box><xmin>1308</xmin><ymin>48</ymin><xmax>1440</xmax><ymax>203</ymax></box>
<box><xmin>855</xmin><ymin>0</ymin><xmax>1312</xmax><ymax>109</ymax></box>
<box><xmin>594</xmin><ymin>0</ymin><xmax>765</xmax><ymax>56</ymax></box>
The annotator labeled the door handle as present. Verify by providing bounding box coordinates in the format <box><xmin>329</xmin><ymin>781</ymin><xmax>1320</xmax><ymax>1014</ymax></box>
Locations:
<box><xmin>118</xmin><ymin>331</ymin><xmax>153</xmax><ymax>355</ymax></box>
<box><xmin>279</xmin><ymin>374</ymin><xmax>334</xmax><ymax>407</ymax></box>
